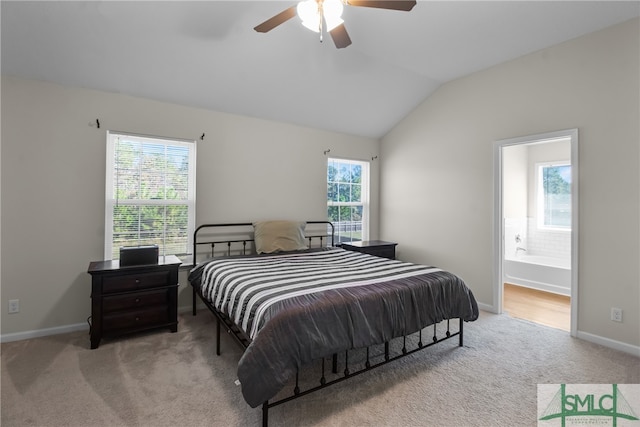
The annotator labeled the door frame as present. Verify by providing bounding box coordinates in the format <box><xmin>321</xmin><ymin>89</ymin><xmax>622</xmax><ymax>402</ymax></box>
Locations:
<box><xmin>493</xmin><ymin>128</ymin><xmax>579</xmax><ymax>337</ymax></box>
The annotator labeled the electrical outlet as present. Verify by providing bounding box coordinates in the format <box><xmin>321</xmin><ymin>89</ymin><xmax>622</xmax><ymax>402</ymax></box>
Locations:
<box><xmin>8</xmin><ymin>299</ymin><xmax>20</xmax><ymax>314</ymax></box>
<box><xmin>611</xmin><ymin>307</ymin><xmax>622</xmax><ymax>322</ymax></box>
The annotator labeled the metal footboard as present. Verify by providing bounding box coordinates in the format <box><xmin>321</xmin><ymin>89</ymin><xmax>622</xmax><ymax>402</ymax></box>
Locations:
<box><xmin>194</xmin><ymin>285</ymin><xmax>464</xmax><ymax>427</ymax></box>
<box><xmin>259</xmin><ymin>318</ymin><xmax>464</xmax><ymax>426</ymax></box>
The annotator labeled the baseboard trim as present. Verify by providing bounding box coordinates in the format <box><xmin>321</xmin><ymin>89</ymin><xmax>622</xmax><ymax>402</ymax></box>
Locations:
<box><xmin>477</xmin><ymin>302</ymin><xmax>496</xmax><ymax>313</ymax></box>
<box><xmin>576</xmin><ymin>330</ymin><xmax>640</xmax><ymax>357</ymax></box>
<box><xmin>3</xmin><ymin>307</ymin><xmax>638</xmax><ymax>358</ymax></box>
<box><xmin>0</xmin><ymin>322</ymin><xmax>88</xmax><ymax>344</ymax></box>
<box><xmin>476</xmin><ymin>303</ymin><xmax>639</xmax><ymax>357</ymax></box>
<box><xmin>0</xmin><ymin>305</ymin><xmax>203</xmax><ymax>344</ymax></box>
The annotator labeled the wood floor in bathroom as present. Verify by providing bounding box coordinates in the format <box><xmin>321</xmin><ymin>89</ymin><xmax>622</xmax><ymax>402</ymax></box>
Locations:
<box><xmin>503</xmin><ymin>283</ymin><xmax>570</xmax><ymax>331</ymax></box>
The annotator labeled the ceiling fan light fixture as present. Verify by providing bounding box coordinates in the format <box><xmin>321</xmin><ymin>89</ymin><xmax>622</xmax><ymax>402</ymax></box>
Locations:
<box><xmin>255</xmin><ymin>0</ymin><xmax>415</xmax><ymax>49</ymax></box>
<box><xmin>297</xmin><ymin>0</ymin><xmax>344</xmax><ymax>33</ymax></box>
<box><xmin>300</xmin><ymin>19</ymin><xmax>320</xmax><ymax>33</ymax></box>
<box><xmin>297</xmin><ymin>0</ymin><xmax>321</xmax><ymax>32</ymax></box>
<box><xmin>323</xmin><ymin>0</ymin><xmax>344</xmax><ymax>31</ymax></box>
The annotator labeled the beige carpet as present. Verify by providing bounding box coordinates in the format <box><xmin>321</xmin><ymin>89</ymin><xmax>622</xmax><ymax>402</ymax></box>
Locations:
<box><xmin>2</xmin><ymin>311</ymin><xmax>638</xmax><ymax>427</ymax></box>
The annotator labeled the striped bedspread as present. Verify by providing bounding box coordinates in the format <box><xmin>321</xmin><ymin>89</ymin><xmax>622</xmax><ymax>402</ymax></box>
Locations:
<box><xmin>199</xmin><ymin>247</ymin><xmax>443</xmax><ymax>339</ymax></box>
<box><xmin>190</xmin><ymin>247</ymin><xmax>479</xmax><ymax>407</ymax></box>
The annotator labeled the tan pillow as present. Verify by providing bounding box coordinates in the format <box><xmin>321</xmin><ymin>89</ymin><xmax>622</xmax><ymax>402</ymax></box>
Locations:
<box><xmin>253</xmin><ymin>221</ymin><xmax>308</xmax><ymax>254</ymax></box>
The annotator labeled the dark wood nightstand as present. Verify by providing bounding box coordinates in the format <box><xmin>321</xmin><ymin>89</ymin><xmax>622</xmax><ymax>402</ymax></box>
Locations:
<box><xmin>87</xmin><ymin>255</ymin><xmax>181</xmax><ymax>349</ymax></box>
<box><xmin>341</xmin><ymin>240</ymin><xmax>398</xmax><ymax>259</ymax></box>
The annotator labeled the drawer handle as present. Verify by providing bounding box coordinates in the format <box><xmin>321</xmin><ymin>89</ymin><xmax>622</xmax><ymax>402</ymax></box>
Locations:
<box><xmin>135</xmin><ymin>279</ymin><xmax>140</xmax><ymax>284</ymax></box>
<box><xmin>134</xmin><ymin>298</ymin><xmax>141</xmax><ymax>303</ymax></box>
<box><xmin>135</xmin><ymin>316</ymin><xmax>140</xmax><ymax>322</ymax></box>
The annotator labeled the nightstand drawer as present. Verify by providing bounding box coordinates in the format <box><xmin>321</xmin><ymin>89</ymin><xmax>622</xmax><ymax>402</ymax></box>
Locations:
<box><xmin>102</xmin><ymin>289</ymin><xmax>168</xmax><ymax>313</ymax></box>
<box><xmin>102</xmin><ymin>271</ymin><xmax>169</xmax><ymax>293</ymax></box>
<box><xmin>364</xmin><ymin>247</ymin><xmax>396</xmax><ymax>259</ymax></box>
<box><xmin>103</xmin><ymin>306</ymin><xmax>169</xmax><ymax>332</ymax></box>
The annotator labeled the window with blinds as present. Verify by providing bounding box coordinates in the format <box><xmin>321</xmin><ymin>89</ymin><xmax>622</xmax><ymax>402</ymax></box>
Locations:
<box><xmin>105</xmin><ymin>131</ymin><xmax>196</xmax><ymax>260</ymax></box>
<box><xmin>327</xmin><ymin>158</ymin><xmax>369</xmax><ymax>243</ymax></box>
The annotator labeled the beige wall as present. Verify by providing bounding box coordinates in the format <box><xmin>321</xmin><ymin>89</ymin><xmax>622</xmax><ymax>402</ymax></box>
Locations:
<box><xmin>0</xmin><ymin>77</ymin><xmax>379</xmax><ymax>336</ymax></box>
<box><xmin>380</xmin><ymin>18</ymin><xmax>639</xmax><ymax>348</ymax></box>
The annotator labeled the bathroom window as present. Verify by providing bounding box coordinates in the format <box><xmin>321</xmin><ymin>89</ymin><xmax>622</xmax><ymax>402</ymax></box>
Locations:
<box><xmin>537</xmin><ymin>162</ymin><xmax>571</xmax><ymax>229</ymax></box>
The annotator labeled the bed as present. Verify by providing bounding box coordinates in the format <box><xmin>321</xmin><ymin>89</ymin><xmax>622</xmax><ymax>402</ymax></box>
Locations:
<box><xmin>188</xmin><ymin>220</ymin><xmax>479</xmax><ymax>425</ymax></box>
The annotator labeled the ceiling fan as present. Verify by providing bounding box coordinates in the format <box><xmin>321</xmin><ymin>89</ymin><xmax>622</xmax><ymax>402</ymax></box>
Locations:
<box><xmin>254</xmin><ymin>0</ymin><xmax>417</xmax><ymax>49</ymax></box>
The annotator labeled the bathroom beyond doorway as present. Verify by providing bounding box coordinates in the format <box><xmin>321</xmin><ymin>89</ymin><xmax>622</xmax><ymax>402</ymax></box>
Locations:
<box><xmin>503</xmin><ymin>283</ymin><xmax>570</xmax><ymax>331</ymax></box>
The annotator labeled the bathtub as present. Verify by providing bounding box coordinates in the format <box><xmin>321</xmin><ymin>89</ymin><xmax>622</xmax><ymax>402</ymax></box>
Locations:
<box><xmin>503</xmin><ymin>255</ymin><xmax>571</xmax><ymax>296</ymax></box>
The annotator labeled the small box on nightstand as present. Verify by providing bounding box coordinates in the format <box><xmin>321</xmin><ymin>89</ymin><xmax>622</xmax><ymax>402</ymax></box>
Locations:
<box><xmin>119</xmin><ymin>245</ymin><xmax>159</xmax><ymax>266</ymax></box>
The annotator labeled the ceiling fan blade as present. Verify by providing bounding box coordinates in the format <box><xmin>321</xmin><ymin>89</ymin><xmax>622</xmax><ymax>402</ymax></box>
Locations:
<box><xmin>330</xmin><ymin>23</ymin><xmax>352</xmax><ymax>49</ymax></box>
<box><xmin>254</xmin><ymin>6</ymin><xmax>297</xmax><ymax>33</ymax></box>
<box><xmin>346</xmin><ymin>1</ymin><xmax>417</xmax><ymax>11</ymax></box>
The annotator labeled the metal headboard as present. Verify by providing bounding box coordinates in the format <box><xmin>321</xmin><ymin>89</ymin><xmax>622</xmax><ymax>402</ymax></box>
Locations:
<box><xmin>192</xmin><ymin>221</ymin><xmax>335</xmax><ymax>265</ymax></box>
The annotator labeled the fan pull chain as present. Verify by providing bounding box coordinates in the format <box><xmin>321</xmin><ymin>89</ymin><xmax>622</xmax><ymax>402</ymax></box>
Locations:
<box><xmin>318</xmin><ymin>1</ymin><xmax>324</xmax><ymax>43</ymax></box>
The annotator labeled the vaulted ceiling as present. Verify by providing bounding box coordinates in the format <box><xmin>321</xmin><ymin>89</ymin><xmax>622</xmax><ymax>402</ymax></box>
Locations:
<box><xmin>2</xmin><ymin>1</ymin><xmax>638</xmax><ymax>138</ymax></box>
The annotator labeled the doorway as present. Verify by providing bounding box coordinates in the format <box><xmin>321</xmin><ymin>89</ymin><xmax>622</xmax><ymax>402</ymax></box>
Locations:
<box><xmin>493</xmin><ymin>129</ymin><xmax>578</xmax><ymax>336</ymax></box>
<box><xmin>503</xmin><ymin>283</ymin><xmax>570</xmax><ymax>331</ymax></box>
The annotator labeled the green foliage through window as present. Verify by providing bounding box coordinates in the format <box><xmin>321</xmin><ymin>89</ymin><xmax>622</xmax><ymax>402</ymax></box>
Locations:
<box><xmin>106</xmin><ymin>133</ymin><xmax>196</xmax><ymax>260</ymax></box>
<box><xmin>540</xmin><ymin>164</ymin><xmax>571</xmax><ymax>228</ymax></box>
<box><xmin>327</xmin><ymin>158</ymin><xmax>367</xmax><ymax>243</ymax></box>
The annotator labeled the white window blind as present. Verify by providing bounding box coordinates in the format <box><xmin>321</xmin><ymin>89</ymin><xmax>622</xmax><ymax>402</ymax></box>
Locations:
<box><xmin>105</xmin><ymin>131</ymin><xmax>196</xmax><ymax>260</ymax></box>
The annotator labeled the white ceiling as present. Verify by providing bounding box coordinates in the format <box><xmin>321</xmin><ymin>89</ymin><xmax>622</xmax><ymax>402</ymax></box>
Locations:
<box><xmin>2</xmin><ymin>1</ymin><xmax>638</xmax><ymax>138</ymax></box>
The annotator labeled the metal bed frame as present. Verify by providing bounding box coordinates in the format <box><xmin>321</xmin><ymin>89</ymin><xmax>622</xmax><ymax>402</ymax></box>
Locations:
<box><xmin>190</xmin><ymin>221</ymin><xmax>464</xmax><ymax>426</ymax></box>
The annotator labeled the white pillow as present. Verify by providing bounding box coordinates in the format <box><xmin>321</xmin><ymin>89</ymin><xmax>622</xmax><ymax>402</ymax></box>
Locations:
<box><xmin>253</xmin><ymin>221</ymin><xmax>308</xmax><ymax>254</ymax></box>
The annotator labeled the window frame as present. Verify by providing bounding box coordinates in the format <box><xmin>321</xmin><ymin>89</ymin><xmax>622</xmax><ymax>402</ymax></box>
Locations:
<box><xmin>327</xmin><ymin>157</ymin><xmax>370</xmax><ymax>243</ymax></box>
<box><xmin>104</xmin><ymin>131</ymin><xmax>197</xmax><ymax>260</ymax></box>
<box><xmin>536</xmin><ymin>161</ymin><xmax>571</xmax><ymax>231</ymax></box>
